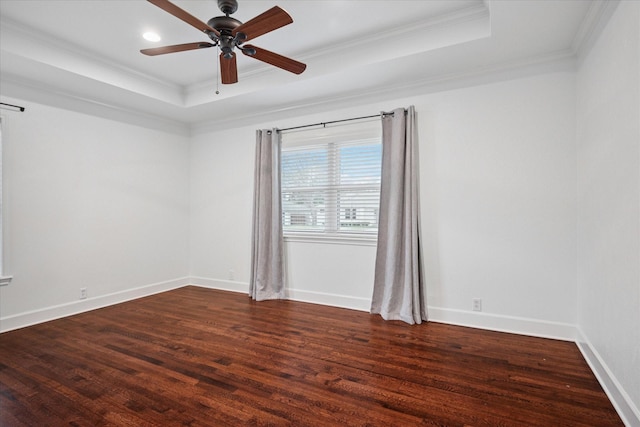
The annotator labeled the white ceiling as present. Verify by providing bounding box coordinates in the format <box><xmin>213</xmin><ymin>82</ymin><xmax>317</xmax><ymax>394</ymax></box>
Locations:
<box><xmin>0</xmin><ymin>0</ymin><xmax>600</xmax><ymax>132</ymax></box>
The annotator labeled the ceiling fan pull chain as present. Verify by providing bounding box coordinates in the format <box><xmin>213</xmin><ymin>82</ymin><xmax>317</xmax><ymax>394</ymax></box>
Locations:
<box><xmin>216</xmin><ymin>53</ymin><xmax>220</xmax><ymax>95</ymax></box>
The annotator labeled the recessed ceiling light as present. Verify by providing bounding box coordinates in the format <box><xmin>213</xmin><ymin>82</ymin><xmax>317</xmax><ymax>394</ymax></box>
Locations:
<box><xmin>143</xmin><ymin>32</ymin><xmax>161</xmax><ymax>42</ymax></box>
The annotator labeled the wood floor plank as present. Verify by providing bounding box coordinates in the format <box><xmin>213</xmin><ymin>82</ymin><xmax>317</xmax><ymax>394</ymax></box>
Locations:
<box><xmin>0</xmin><ymin>286</ymin><xmax>623</xmax><ymax>426</ymax></box>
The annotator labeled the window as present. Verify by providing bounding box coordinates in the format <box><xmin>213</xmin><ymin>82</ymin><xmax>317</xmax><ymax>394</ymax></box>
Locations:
<box><xmin>344</xmin><ymin>208</ymin><xmax>356</xmax><ymax>220</ymax></box>
<box><xmin>281</xmin><ymin>120</ymin><xmax>382</xmax><ymax>240</ymax></box>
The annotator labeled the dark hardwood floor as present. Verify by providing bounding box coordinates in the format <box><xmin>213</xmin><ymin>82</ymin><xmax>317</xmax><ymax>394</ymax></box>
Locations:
<box><xmin>0</xmin><ymin>286</ymin><xmax>623</xmax><ymax>426</ymax></box>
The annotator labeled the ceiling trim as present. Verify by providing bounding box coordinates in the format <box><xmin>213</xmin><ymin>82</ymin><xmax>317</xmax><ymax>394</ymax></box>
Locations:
<box><xmin>183</xmin><ymin>1</ymin><xmax>491</xmax><ymax>106</ymax></box>
<box><xmin>0</xmin><ymin>74</ymin><xmax>189</xmax><ymax>136</ymax></box>
<box><xmin>291</xmin><ymin>1</ymin><xmax>489</xmax><ymax>65</ymax></box>
<box><xmin>571</xmin><ymin>0</ymin><xmax>620</xmax><ymax>58</ymax></box>
<box><xmin>0</xmin><ymin>16</ymin><xmax>185</xmax><ymax>105</ymax></box>
<box><xmin>1</xmin><ymin>1</ymin><xmax>600</xmax><ymax>134</ymax></box>
<box><xmin>2</xmin><ymin>2</ymin><xmax>491</xmax><ymax>109</ymax></box>
<box><xmin>2</xmin><ymin>46</ymin><xmax>575</xmax><ymax>136</ymax></box>
<box><xmin>191</xmin><ymin>49</ymin><xmax>577</xmax><ymax>134</ymax></box>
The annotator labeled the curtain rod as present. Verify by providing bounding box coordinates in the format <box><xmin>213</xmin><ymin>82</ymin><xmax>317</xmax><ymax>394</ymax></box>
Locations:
<box><xmin>279</xmin><ymin>110</ymin><xmax>399</xmax><ymax>133</ymax></box>
<box><xmin>0</xmin><ymin>102</ymin><xmax>25</xmax><ymax>112</ymax></box>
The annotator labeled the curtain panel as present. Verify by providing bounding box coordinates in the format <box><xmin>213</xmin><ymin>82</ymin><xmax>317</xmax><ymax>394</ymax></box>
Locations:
<box><xmin>371</xmin><ymin>106</ymin><xmax>427</xmax><ymax>324</ymax></box>
<box><xmin>250</xmin><ymin>129</ymin><xmax>286</xmax><ymax>301</ymax></box>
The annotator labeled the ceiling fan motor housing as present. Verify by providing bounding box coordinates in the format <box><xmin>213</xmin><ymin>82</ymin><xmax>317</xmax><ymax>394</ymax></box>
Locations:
<box><xmin>207</xmin><ymin>15</ymin><xmax>243</xmax><ymax>58</ymax></box>
<box><xmin>207</xmin><ymin>16</ymin><xmax>242</xmax><ymax>33</ymax></box>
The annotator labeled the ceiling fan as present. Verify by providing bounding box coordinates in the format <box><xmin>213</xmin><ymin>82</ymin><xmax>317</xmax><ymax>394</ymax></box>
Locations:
<box><xmin>141</xmin><ymin>0</ymin><xmax>306</xmax><ymax>84</ymax></box>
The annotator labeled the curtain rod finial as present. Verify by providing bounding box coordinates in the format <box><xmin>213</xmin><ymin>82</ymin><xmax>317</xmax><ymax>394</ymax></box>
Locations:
<box><xmin>0</xmin><ymin>102</ymin><xmax>25</xmax><ymax>112</ymax></box>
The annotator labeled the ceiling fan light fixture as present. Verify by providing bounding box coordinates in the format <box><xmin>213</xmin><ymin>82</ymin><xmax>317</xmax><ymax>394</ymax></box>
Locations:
<box><xmin>143</xmin><ymin>31</ymin><xmax>161</xmax><ymax>42</ymax></box>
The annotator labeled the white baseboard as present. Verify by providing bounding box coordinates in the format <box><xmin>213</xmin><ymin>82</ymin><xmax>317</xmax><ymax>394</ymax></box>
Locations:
<box><xmin>0</xmin><ymin>277</ymin><xmax>190</xmax><ymax>333</ymax></box>
<box><xmin>189</xmin><ymin>277</ymin><xmax>371</xmax><ymax>312</ymax></box>
<box><xmin>576</xmin><ymin>329</ymin><xmax>640</xmax><ymax>427</ymax></box>
<box><xmin>285</xmin><ymin>288</ymin><xmax>371</xmax><ymax>312</ymax></box>
<box><xmin>189</xmin><ymin>276</ymin><xmax>249</xmax><ymax>293</ymax></box>
<box><xmin>188</xmin><ymin>277</ymin><xmax>577</xmax><ymax>340</ymax></box>
<box><xmin>3</xmin><ymin>276</ymin><xmax>633</xmax><ymax>427</ymax></box>
<box><xmin>0</xmin><ymin>276</ymin><xmax>582</xmax><ymax>344</ymax></box>
<box><xmin>426</xmin><ymin>306</ymin><xmax>578</xmax><ymax>341</ymax></box>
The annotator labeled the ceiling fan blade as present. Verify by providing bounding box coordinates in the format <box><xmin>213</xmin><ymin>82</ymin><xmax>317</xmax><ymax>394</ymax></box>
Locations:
<box><xmin>243</xmin><ymin>45</ymin><xmax>306</xmax><ymax>75</ymax></box>
<box><xmin>232</xmin><ymin>6</ymin><xmax>292</xmax><ymax>42</ymax></box>
<box><xmin>220</xmin><ymin>53</ymin><xmax>238</xmax><ymax>84</ymax></box>
<box><xmin>141</xmin><ymin>42</ymin><xmax>215</xmax><ymax>56</ymax></box>
<box><xmin>147</xmin><ymin>0</ymin><xmax>220</xmax><ymax>38</ymax></box>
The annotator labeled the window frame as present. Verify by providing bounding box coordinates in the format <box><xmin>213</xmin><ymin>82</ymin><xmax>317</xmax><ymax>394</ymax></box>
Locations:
<box><xmin>280</xmin><ymin>119</ymin><xmax>381</xmax><ymax>246</ymax></box>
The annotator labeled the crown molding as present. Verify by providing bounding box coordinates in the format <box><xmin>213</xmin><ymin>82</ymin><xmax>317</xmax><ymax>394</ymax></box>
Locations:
<box><xmin>1</xmin><ymin>74</ymin><xmax>189</xmax><ymax>136</ymax></box>
<box><xmin>191</xmin><ymin>49</ymin><xmax>576</xmax><ymax>134</ymax></box>
<box><xmin>0</xmin><ymin>16</ymin><xmax>185</xmax><ymax>106</ymax></box>
<box><xmin>296</xmin><ymin>1</ymin><xmax>490</xmax><ymax>65</ymax></box>
<box><xmin>184</xmin><ymin>1</ymin><xmax>491</xmax><ymax>103</ymax></box>
<box><xmin>571</xmin><ymin>0</ymin><xmax>620</xmax><ymax>59</ymax></box>
<box><xmin>0</xmin><ymin>2</ymin><xmax>491</xmax><ymax>111</ymax></box>
<box><xmin>3</xmin><ymin>44</ymin><xmax>575</xmax><ymax>137</ymax></box>
<box><xmin>2</xmin><ymin>0</ymin><xmax>595</xmax><ymax>135</ymax></box>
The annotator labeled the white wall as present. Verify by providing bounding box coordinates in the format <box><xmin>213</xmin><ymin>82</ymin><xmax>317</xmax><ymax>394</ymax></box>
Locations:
<box><xmin>0</xmin><ymin>4</ymin><xmax>636</xmax><ymax>422</ymax></box>
<box><xmin>190</xmin><ymin>70</ymin><xmax>578</xmax><ymax>334</ymax></box>
<box><xmin>189</xmin><ymin>126</ymin><xmax>378</xmax><ymax>310</ymax></box>
<box><xmin>0</xmin><ymin>6</ymin><xmax>635</xmax><ymax>420</ymax></box>
<box><xmin>417</xmin><ymin>73</ymin><xmax>577</xmax><ymax>325</ymax></box>
<box><xmin>0</xmin><ymin>97</ymin><xmax>190</xmax><ymax>328</ymax></box>
<box><xmin>576</xmin><ymin>1</ymin><xmax>640</xmax><ymax>424</ymax></box>
<box><xmin>189</xmin><ymin>126</ymin><xmax>255</xmax><ymax>287</ymax></box>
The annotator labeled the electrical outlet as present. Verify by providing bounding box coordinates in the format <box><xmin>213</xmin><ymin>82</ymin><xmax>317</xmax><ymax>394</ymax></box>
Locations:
<box><xmin>472</xmin><ymin>298</ymin><xmax>482</xmax><ymax>312</ymax></box>
<box><xmin>228</xmin><ymin>269</ymin><xmax>235</xmax><ymax>281</ymax></box>
<box><xmin>80</xmin><ymin>288</ymin><xmax>87</xmax><ymax>300</ymax></box>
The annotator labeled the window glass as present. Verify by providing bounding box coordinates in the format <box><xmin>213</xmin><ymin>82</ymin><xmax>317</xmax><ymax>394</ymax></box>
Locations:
<box><xmin>281</xmin><ymin>120</ymin><xmax>381</xmax><ymax>238</ymax></box>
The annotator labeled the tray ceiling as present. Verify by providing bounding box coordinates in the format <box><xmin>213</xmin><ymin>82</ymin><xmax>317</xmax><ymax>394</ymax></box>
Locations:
<box><xmin>0</xmin><ymin>0</ymin><xmax>598</xmax><ymax>131</ymax></box>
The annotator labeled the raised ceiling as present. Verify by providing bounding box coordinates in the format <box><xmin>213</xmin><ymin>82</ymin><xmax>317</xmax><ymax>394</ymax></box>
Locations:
<box><xmin>0</xmin><ymin>0</ymin><xmax>605</xmax><ymax>132</ymax></box>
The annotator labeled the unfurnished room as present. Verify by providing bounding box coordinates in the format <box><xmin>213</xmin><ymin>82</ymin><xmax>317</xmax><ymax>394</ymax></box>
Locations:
<box><xmin>0</xmin><ymin>0</ymin><xmax>638</xmax><ymax>425</ymax></box>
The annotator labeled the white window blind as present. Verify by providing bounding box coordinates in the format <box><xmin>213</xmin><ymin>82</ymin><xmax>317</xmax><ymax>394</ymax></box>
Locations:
<box><xmin>281</xmin><ymin>120</ymin><xmax>382</xmax><ymax>238</ymax></box>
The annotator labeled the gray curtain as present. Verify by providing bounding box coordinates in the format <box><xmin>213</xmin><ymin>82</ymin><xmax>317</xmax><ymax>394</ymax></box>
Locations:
<box><xmin>250</xmin><ymin>129</ymin><xmax>286</xmax><ymax>301</ymax></box>
<box><xmin>371</xmin><ymin>106</ymin><xmax>426</xmax><ymax>324</ymax></box>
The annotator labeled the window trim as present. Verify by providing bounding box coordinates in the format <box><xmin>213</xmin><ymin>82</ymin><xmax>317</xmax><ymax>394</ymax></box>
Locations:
<box><xmin>284</xmin><ymin>232</ymin><xmax>377</xmax><ymax>246</ymax></box>
<box><xmin>280</xmin><ymin>119</ymin><xmax>381</xmax><ymax>244</ymax></box>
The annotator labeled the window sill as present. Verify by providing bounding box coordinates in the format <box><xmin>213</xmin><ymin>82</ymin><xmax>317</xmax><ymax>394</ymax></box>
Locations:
<box><xmin>0</xmin><ymin>276</ymin><xmax>13</xmax><ymax>286</ymax></box>
<box><xmin>284</xmin><ymin>233</ymin><xmax>377</xmax><ymax>246</ymax></box>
